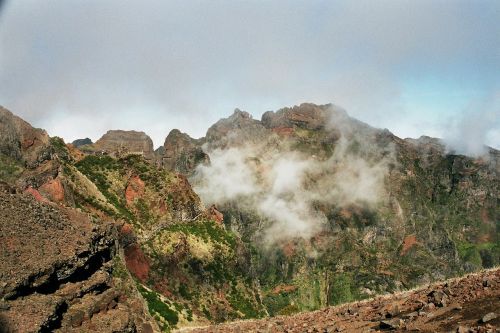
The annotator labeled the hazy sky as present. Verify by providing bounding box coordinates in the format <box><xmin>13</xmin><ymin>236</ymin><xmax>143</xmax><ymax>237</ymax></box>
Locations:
<box><xmin>0</xmin><ymin>0</ymin><xmax>498</xmax><ymax>151</ymax></box>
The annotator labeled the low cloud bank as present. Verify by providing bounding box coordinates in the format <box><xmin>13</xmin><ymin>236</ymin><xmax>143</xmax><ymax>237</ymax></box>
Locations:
<box><xmin>192</xmin><ymin>109</ymin><xmax>396</xmax><ymax>244</ymax></box>
<box><xmin>444</xmin><ymin>92</ymin><xmax>500</xmax><ymax>157</ymax></box>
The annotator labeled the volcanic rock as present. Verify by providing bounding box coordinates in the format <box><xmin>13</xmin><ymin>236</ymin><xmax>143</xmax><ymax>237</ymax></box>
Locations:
<box><xmin>380</xmin><ymin>318</ymin><xmax>404</xmax><ymax>330</ymax></box>
<box><xmin>205</xmin><ymin>108</ymin><xmax>269</xmax><ymax>148</ymax></box>
<box><xmin>71</xmin><ymin>138</ymin><xmax>93</xmax><ymax>147</ymax></box>
<box><xmin>261</xmin><ymin>103</ymin><xmax>332</xmax><ymax>130</ymax></box>
<box><xmin>0</xmin><ymin>183</ymin><xmax>157</xmax><ymax>332</ymax></box>
<box><xmin>161</xmin><ymin>129</ymin><xmax>209</xmax><ymax>174</ymax></box>
<box><xmin>94</xmin><ymin>130</ymin><xmax>154</xmax><ymax>160</ymax></box>
<box><xmin>0</xmin><ymin>106</ymin><xmax>50</xmax><ymax>168</ymax></box>
<box><xmin>480</xmin><ymin>312</ymin><xmax>497</xmax><ymax>323</ymax></box>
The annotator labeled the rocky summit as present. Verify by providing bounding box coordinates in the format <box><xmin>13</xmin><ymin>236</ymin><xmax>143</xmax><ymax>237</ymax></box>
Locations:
<box><xmin>0</xmin><ymin>103</ymin><xmax>498</xmax><ymax>333</ymax></box>
<box><xmin>93</xmin><ymin>130</ymin><xmax>155</xmax><ymax>161</ymax></box>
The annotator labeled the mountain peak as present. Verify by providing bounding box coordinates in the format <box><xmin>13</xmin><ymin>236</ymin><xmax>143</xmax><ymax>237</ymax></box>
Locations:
<box><xmin>231</xmin><ymin>108</ymin><xmax>252</xmax><ymax>119</ymax></box>
<box><xmin>94</xmin><ymin>129</ymin><xmax>154</xmax><ymax>159</ymax></box>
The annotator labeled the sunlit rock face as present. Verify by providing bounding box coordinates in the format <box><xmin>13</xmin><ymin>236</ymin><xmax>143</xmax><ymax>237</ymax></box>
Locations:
<box><xmin>0</xmin><ymin>106</ymin><xmax>51</xmax><ymax>168</ymax></box>
<box><xmin>94</xmin><ymin>130</ymin><xmax>155</xmax><ymax>160</ymax></box>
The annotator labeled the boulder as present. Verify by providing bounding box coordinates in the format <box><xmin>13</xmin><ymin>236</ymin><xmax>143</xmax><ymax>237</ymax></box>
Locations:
<box><xmin>480</xmin><ymin>312</ymin><xmax>497</xmax><ymax>323</ymax></box>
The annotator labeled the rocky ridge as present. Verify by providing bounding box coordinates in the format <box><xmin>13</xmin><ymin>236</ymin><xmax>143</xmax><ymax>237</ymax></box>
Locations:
<box><xmin>160</xmin><ymin>129</ymin><xmax>209</xmax><ymax>175</ymax></box>
<box><xmin>0</xmin><ymin>182</ymin><xmax>158</xmax><ymax>332</ymax></box>
<box><xmin>1</xmin><ymin>103</ymin><xmax>499</xmax><ymax>332</ymax></box>
<box><xmin>161</xmin><ymin>103</ymin><xmax>499</xmax><ymax>324</ymax></box>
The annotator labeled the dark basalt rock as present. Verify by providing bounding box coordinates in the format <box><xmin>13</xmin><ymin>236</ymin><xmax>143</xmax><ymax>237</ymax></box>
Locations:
<box><xmin>71</xmin><ymin>138</ymin><xmax>93</xmax><ymax>147</ymax></box>
<box><xmin>0</xmin><ymin>184</ymin><xmax>157</xmax><ymax>332</ymax></box>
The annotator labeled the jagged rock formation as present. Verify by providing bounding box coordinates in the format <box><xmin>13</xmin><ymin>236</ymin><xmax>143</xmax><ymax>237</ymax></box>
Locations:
<box><xmin>204</xmin><ymin>109</ymin><xmax>269</xmax><ymax>149</ymax></box>
<box><xmin>94</xmin><ymin>130</ymin><xmax>155</xmax><ymax>160</ymax></box>
<box><xmin>160</xmin><ymin>129</ymin><xmax>209</xmax><ymax>175</ymax></box>
<box><xmin>0</xmin><ymin>183</ymin><xmax>157</xmax><ymax>333</ymax></box>
<box><xmin>71</xmin><ymin>138</ymin><xmax>93</xmax><ymax>147</ymax></box>
<box><xmin>261</xmin><ymin>103</ymin><xmax>332</xmax><ymax>130</ymax></box>
<box><xmin>1</xmin><ymin>107</ymin><xmax>262</xmax><ymax>331</ymax></box>
<box><xmin>0</xmin><ymin>107</ymin><xmax>51</xmax><ymax>169</ymax></box>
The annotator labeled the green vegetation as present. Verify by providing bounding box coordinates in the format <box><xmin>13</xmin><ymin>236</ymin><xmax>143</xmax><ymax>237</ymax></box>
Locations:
<box><xmin>75</xmin><ymin>155</ymin><xmax>134</xmax><ymax>220</ymax></box>
<box><xmin>227</xmin><ymin>284</ymin><xmax>261</xmax><ymax>319</ymax></box>
<box><xmin>166</xmin><ymin>220</ymin><xmax>237</xmax><ymax>249</ymax></box>
<box><xmin>111</xmin><ymin>255</ymin><xmax>129</xmax><ymax>280</ymax></box>
<box><xmin>178</xmin><ymin>284</ymin><xmax>192</xmax><ymax>300</ymax></box>
<box><xmin>263</xmin><ymin>290</ymin><xmax>298</xmax><ymax>316</ymax></box>
<box><xmin>458</xmin><ymin>242</ymin><xmax>499</xmax><ymax>268</ymax></box>
<box><xmin>328</xmin><ymin>273</ymin><xmax>354</xmax><ymax>305</ymax></box>
<box><xmin>0</xmin><ymin>154</ymin><xmax>23</xmax><ymax>181</ymax></box>
<box><xmin>49</xmin><ymin>136</ymin><xmax>65</xmax><ymax>149</ymax></box>
<box><xmin>137</xmin><ymin>284</ymin><xmax>178</xmax><ymax>332</ymax></box>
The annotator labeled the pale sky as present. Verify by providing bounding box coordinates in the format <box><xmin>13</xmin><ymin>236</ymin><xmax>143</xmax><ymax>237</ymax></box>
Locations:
<box><xmin>0</xmin><ymin>0</ymin><xmax>498</xmax><ymax>153</ymax></box>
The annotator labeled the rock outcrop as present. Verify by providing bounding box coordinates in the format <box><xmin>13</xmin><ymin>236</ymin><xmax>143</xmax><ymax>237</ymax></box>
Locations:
<box><xmin>71</xmin><ymin>138</ymin><xmax>93</xmax><ymax>147</ymax></box>
<box><xmin>261</xmin><ymin>102</ymin><xmax>332</xmax><ymax>130</ymax></box>
<box><xmin>0</xmin><ymin>106</ymin><xmax>51</xmax><ymax>168</ymax></box>
<box><xmin>161</xmin><ymin>129</ymin><xmax>209</xmax><ymax>175</ymax></box>
<box><xmin>186</xmin><ymin>102</ymin><xmax>500</xmax><ymax>322</ymax></box>
<box><xmin>94</xmin><ymin>130</ymin><xmax>154</xmax><ymax>160</ymax></box>
<box><xmin>1</xmin><ymin>103</ymin><xmax>498</xmax><ymax>332</ymax></box>
<box><xmin>205</xmin><ymin>109</ymin><xmax>269</xmax><ymax>149</ymax></box>
<box><xmin>0</xmin><ymin>183</ymin><xmax>157</xmax><ymax>332</ymax></box>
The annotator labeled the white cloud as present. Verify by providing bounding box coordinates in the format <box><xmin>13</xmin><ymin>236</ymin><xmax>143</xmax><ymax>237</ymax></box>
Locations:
<box><xmin>0</xmin><ymin>0</ymin><xmax>498</xmax><ymax>148</ymax></box>
<box><xmin>192</xmin><ymin>110</ymin><xmax>396</xmax><ymax>244</ymax></box>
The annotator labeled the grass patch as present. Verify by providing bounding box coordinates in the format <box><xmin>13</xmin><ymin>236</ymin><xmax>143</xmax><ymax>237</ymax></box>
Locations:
<box><xmin>137</xmin><ymin>284</ymin><xmax>178</xmax><ymax>332</ymax></box>
<box><xmin>0</xmin><ymin>154</ymin><xmax>23</xmax><ymax>181</ymax></box>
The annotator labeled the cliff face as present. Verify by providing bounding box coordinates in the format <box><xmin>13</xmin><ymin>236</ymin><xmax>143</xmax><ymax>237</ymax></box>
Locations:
<box><xmin>94</xmin><ymin>130</ymin><xmax>155</xmax><ymax>161</ymax></box>
<box><xmin>0</xmin><ymin>107</ymin><xmax>51</xmax><ymax>170</ymax></box>
<box><xmin>160</xmin><ymin>129</ymin><xmax>209</xmax><ymax>175</ymax></box>
<box><xmin>0</xmin><ymin>183</ymin><xmax>157</xmax><ymax>333</ymax></box>
<box><xmin>186</xmin><ymin>103</ymin><xmax>499</xmax><ymax>317</ymax></box>
<box><xmin>0</xmin><ymin>107</ymin><xmax>265</xmax><ymax>331</ymax></box>
<box><xmin>0</xmin><ymin>111</ymin><xmax>159</xmax><ymax>332</ymax></box>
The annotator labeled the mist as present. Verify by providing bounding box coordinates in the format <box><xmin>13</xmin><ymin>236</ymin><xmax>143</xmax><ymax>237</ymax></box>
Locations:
<box><xmin>0</xmin><ymin>0</ymin><xmax>498</xmax><ymax>148</ymax></box>
<box><xmin>444</xmin><ymin>91</ymin><xmax>500</xmax><ymax>156</ymax></box>
<box><xmin>192</xmin><ymin>108</ymin><xmax>396</xmax><ymax>244</ymax></box>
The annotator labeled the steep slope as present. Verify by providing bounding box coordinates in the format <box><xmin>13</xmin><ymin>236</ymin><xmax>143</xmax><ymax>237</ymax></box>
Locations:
<box><xmin>160</xmin><ymin>129</ymin><xmax>209</xmax><ymax>175</ymax></box>
<box><xmin>183</xmin><ymin>268</ymin><xmax>500</xmax><ymax>333</ymax></box>
<box><xmin>183</xmin><ymin>103</ymin><xmax>499</xmax><ymax>317</ymax></box>
<box><xmin>68</xmin><ymin>154</ymin><xmax>266</xmax><ymax>330</ymax></box>
<box><xmin>0</xmin><ymin>107</ymin><xmax>266</xmax><ymax>331</ymax></box>
<box><xmin>0</xmin><ymin>182</ymin><xmax>157</xmax><ymax>333</ymax></box>
<box><xmin>1</xmin><ymin>103</ymin><xmax>498</xmax><ymax>332</ymax></box>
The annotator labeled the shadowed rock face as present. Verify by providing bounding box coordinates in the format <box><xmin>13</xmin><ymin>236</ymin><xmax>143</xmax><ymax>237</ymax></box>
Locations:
<box><xmin>0</xmin><ymin>106</ymin><xmax>50</xmax><ymax>168</ymax></box>
<box><xmin>94</xmin><ymin>130</ymin><xmax>154</xmax><ymax>160</ymax></box>
<box><xmin>161</xmin><ymin>129</ymin><xmax>209</xmax><ymax>175</ymax></box>
<box><xmin>0</xmin><ymin>183</ymin><xmax>157</xmax><ymax>332</ymax></box>
<box><xmin>71</xmin><ymin>138</ymin><xmax>93</xmax><ymax>147</ymax></box>
<box><xmin>205</xmin><ymin>109</ymin><xmax>269</xmax><ymax>149</ymax></box>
